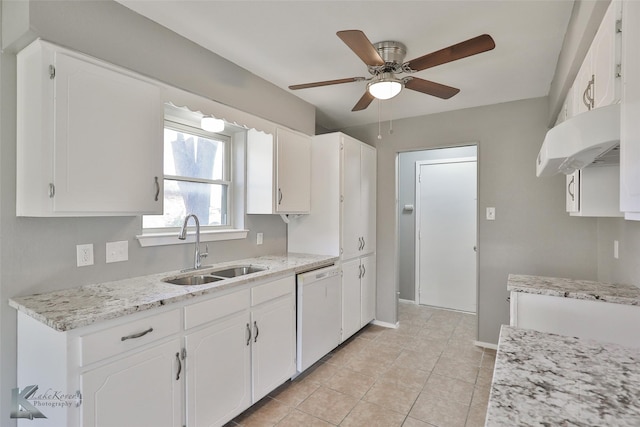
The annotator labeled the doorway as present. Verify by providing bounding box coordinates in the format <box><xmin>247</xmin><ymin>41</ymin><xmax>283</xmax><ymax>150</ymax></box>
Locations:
<box><xmin>415</xmin><ymin>155</ymin><xmax>477</xmax><ymax>312</ymax></box>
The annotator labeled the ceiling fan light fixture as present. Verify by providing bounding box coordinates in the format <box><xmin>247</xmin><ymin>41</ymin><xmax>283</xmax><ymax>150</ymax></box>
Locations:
<box><xmin>201</xmin><ymin>116</ymin><xmax>225</xmax><ymax>132</ymax></box>
<box><xmin>367</xmin><ymin>73</ymin><xmax>403</xmax><ymax>100</ymax></box>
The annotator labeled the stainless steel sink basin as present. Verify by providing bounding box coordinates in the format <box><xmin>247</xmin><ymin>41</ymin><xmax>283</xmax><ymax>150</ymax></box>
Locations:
<box><xmin>163</xmin><ymin>265</ymin><xmax>266</xmax><ymax>286</ymax></box>
<box><xmin>163</xmin><ymin>275</ymin><xmax>225</xmax><ymax>286</ymax></box>
<box><xmin>210</xmin><ymin>266</ymin><xmax>265</xmax><ymax>278</ymax></box>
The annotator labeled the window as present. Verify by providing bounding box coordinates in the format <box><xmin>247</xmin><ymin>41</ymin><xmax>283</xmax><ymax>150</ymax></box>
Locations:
<box><xmin>143</xmin><ymin>120</ymin><xmax>231</xmax><ymax>231</ymax></box>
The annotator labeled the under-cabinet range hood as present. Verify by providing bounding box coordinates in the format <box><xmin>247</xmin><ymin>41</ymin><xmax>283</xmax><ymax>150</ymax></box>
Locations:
<box><xmin>536</xmin><ymin>103</ymin><xmax>620</xmax><ymax>177</ymax></box>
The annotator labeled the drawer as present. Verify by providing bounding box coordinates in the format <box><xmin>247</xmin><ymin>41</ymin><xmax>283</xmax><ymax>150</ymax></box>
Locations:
<box><xmin>184</xmin><ymin>289</ymin><xmax>250</xmax><ymax>329</ymax></box>
<box><xmin>251</xmin><ymin>276</ymin><xmax>294</xmax><ymax>306</ymax></box>
<box><xmin>80</xmin><ymin>309</ymin><xmax>181</xmax><ymax>366</ymax></box>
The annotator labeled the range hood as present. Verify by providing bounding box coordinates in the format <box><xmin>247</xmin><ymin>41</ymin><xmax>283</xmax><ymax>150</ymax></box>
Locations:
<box><xmin>536</xmin><ymin>103</ymin><xmax>620</xmax><ymax>177</ymax></box>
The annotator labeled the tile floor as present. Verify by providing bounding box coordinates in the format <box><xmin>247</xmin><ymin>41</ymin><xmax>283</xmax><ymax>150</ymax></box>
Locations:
<box><xmin>229</xmin><ymin>302</ymin><xmax>496</xmax><ymax>427</ymax></box>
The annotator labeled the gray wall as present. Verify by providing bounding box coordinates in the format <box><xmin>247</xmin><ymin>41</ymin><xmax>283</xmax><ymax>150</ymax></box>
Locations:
<box><xmin>0</xmin><ymin>0</ymin><xmax>314</xmax><ymax>422</ymax></box>
<box><xmin>344</xmin><ymin>97</ymin><xmax>600</xmax><ymax>344</ymax></box>
<box><xmin>397</xmin><ymin>146</ymin><xmax>478</xmax><ymax>301</ymax></box>
<box><xmin>597</xmin><ymin>218</ymin><xmax>640</xmax><ymax>285</ymax></box>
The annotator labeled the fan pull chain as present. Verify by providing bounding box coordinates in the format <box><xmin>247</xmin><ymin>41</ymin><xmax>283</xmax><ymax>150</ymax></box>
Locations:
<box><xmin>377</xmin><ymin>99</ymin><xmax>382</xmax><ymax>140</ymax></box>
<box><xmin>389</xmin><ymin>98</ymin><xmax>394</xmax><ymax>135</ymax></box>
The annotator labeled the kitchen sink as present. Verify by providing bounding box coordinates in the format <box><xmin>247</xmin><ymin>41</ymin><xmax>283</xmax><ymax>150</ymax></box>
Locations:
<box><xmin>209</xmin><ymin>266</ymin><xmax>266</xmax><ymax>278</ymax></box>
<box><xmin>163</xmin><ymin>275</ymin><xmax>225</xmax><ymax>286</ymax></box>
<box><xmin>163</xmin><ymin>265</ymin><xmax>266</xmax><ymax>286</ymax></box>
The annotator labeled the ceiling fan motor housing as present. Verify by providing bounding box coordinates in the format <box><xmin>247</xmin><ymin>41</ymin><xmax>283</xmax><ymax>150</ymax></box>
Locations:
<box><xmin>372</xmin><ymin>41</ymin><xmax>407</xmax><ymax>74</ymax></box>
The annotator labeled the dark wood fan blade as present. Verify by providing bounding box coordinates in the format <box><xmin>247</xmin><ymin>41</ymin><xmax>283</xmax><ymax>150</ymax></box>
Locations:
<box><xmin>405</xmin><ymin>78</ymin><xmax>460</xmax><ymax>99</ymax></box>
<box><xmin>352</xmin><ymin>91</ymin><xmax>375</xmax><ymax>111</ymax></box>
<box><xmin>406</xmin><ymin>34</ymin><xmax>495</xmax><ymax>72</ymax></box>
<box><xmin>337</xmin><ymin>30</ymin><xmax>385</xmax><ymax>67</ymax></box>
<box><xmin>289</xmin><ymin>77</ymin><xmax>366</xmax><ymax>90</ymax></box>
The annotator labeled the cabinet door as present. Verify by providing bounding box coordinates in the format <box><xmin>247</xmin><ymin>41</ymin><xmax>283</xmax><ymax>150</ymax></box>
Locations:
<box><xmin>573</xmin><ymin>49</ymin><xmax>594</xmax><ymax>115</ymax></box>
<box><xmin>81</xmin><ymin>339</ymin><xmax>181</xmax><ymax>427</ymax></box>
<box><xmin>342</xmin><ymin>137</ymin><xmax>363</xmax><ymax>260</ymax></box>
<box><xmin>621</xmin><ymin>0</ymin><xmax>640</xmax><ymax>217</ymax></box>
<box><xmin>53</xmin><ymin>52</ymin><xmax>163</xmax><ymax>214</ymax></box>
<box><xmin>566</xmin><ymin>171</ymin><xmax>580</xmax><ymax>213</ymax></box>
<box><xmin>185</xmin><ymin>311</ymin><xmax>251</xmax><ymax>427</ymax></box>
<box><xmin>276</xmin><ymin>128</ymin><xmax>311</xmax><ymax>213</ymax></box>
<box><xmin>360</xmin><ymin>144</ymin><xmax>377</xmax><ymax>254</ymax></box>
<box><xmin>592</xmin><ymin>0</ymin><xmax>620</xmax><ymax>109</ymax></box>
<box><xmin>360</xmin><ymin>255</ymin><xmax>376</xmax><ymax>326</ymax></box>
<box><xmin>251</xmin><ymin>293</ymin><xmax>296</xmax><ymax>402</ymax></box>
<box><xmin>341</xmin><ymin>258</ymin><xmax>362</xmax><ymax>341</ymax></box>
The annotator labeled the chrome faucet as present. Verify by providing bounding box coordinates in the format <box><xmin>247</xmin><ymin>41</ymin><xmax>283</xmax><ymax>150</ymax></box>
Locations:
<box><xmin>178</xmin><ymin>214</ymin><xmax>208</xmax><ymax>270</ymax></box>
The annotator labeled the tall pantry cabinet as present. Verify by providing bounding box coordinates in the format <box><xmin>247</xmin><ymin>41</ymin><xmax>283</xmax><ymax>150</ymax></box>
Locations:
<box><xmin>288</xmin><ymin>132</ymin><xmax>376</xmax><ymax>341</ymax></box>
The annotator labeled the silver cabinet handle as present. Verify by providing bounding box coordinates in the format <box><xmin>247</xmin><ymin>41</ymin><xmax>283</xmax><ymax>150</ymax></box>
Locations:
<box><xmin>278</xmin><ymin>188</ymin><xmax>283</xmax><ymax>205</ymax></box>
<box><xmin>254</xmin><ymin>321</ymin><xmax>259</xmax><ymax>343</ymax></box>
<box><xmin>49</xmin><ymin>183</ymin><xmax>55</xmax><ymax>198</ymax></box>
<box><xmin>121</xmin><ymin>327</ymin><xmax>153</xmax><ymax>341</ymax></box>
<box><xmin>362</xmin><ymin>265</ymin><xmax>366</xmax><ymax>277</ymax></box>
<box><xmin>582</xmin><ymin>75</ymin><xmax>595</xmax><ymax>110</ymax></box>
<box><xmin>358</xmin><ymin>265</ymin><xmax>363</xmax><ymax>279</ymax></box>
<box><xmin>362</xmin><ymin>237</ymin><xmax>365</xmax><ymax>250</ymax></box>
<box><xmin>175</xmin><ymin>352</ymin><xmax>182</xmax><ymax>380</ymax></box>
<box><xmin>154</xmin><ymin>176</ymin><xmax>160</xmax><ymax>201</ymax></box>
<box><xmin>246</xmin><ymin>323</ymin><xmax>252</xmax><ymax>346</ymax></box>
<box><xmin>568</xmin><ymin>175</ymin><xmax>575</xmax><ymax>202</ymax></box>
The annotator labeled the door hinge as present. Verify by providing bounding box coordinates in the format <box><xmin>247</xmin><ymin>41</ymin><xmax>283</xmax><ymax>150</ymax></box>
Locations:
<box><xmin>418</xmin><ymin>174</ymin><xmax>421</xmax><ymax>183</ymax></box>
<box><xmin>48</xmin><ymin>183</ymin><xmax>55</xmax><ymax>198</ymax></box>
<box><xmin>49</xmin><ymin>65</ymin><xmax>56</xmax><ymax>79</ymax></box>
<box><xmin>181</xmin><ymin>348</ymin><xmax>187</xmax><ymax>360</ymax></box>
<box><xmin>616</xmin><ymin>63</ymin><xmax>622</xmax><ymax>78</ymax></box>
<box><xmin>616</xmin><ymin>19</ymin><xmax>622</xmax><ymax>33</ymax></box>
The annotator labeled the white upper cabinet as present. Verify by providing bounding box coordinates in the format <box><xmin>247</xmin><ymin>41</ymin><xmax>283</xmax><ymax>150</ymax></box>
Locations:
<box><xmin>246</xmin><ymin>127</ymin><xmax>311</xmax><ymax>215</ymax></box>
<box><xmin>572</xmin><ymin>1</ymin><xmax>622</xmax><ymax>116</ymax></box>
<box><xmin>565</xmin><ymin>166</ymin><xmax>622</xmax><ymax>217</ymax></box>
<box><xmin>621</xmin><ymin>0</ymin><xmax>640</xmax><ymax>219</ymax></box>
<box><xmin>16</xmin><ymin>40</ymin><xmax>163</xmax><ymax>217</ymax></box>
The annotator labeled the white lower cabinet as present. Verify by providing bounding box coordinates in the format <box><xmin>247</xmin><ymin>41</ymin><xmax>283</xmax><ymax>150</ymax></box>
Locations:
<box><xmin>185</xmin><ymin>311</ymin><xmax>251</xmax><ymax>427</ymax></box>
<box><xmin>341</xmin><ymin>254</ymin><xmax>376</xmax><ymax>341</ymax></box>
<box><xmin>81</xmin><ymin>339</ymin><xmax>182</xmax><ymax>427</ymax></box>
<box><xmin>510</xmin><ymin>291</ymin><xmax>640</xmax><ymax>348</ymax></box>
<box><xmin>16</xmin><ymin>275</ymin><xmax>295</xmax><ymax>427</ymax></box>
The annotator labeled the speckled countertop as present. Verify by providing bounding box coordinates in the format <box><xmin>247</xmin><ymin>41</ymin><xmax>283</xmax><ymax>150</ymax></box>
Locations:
<box><xmin>508</xmin><ymin>274</ymin><xmax>640</xmax><ymax>306</ymax></box>
<box><xmin>8</xmin><ymin>253</ymin><xmax>337</xmax><ymax>332</ymax></box>
<box><xmin>486</xmin><ymin>325</ymin><xmax>640</xmax><ymax>426</ymax></box>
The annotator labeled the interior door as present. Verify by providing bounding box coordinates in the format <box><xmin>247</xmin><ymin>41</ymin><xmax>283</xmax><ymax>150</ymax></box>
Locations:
<box><xmin>417</xmin><ymin>159</ymin><xmax>477</xmax><ymax>312</ymax></box>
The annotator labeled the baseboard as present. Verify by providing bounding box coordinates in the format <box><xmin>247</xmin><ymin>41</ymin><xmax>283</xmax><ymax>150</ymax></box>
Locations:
<box><xmin>372</xmin><ymin>319</ymin><xmax>399</xmax><ymax>329</ymax></box>
<box><xmin>474</xmin><ymin>340</ymin><xmax>498</xmax><ymax>350</ymax></box>
<box><xmin>399</xmin><ymin>299</ymin><xmax>417</xmax><ymax>305</ymax></box>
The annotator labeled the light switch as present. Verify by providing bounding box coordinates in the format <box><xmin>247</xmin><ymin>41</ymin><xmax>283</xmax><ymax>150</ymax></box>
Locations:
<box><xmin>486</xmin><ymin>207</ymin><xmax>496</xmax><ymax>221</ymax></box>
<box><xmin>106</xmin><ymin>240</ymin><xmax>128</xmax><ymax>263</ymax></box>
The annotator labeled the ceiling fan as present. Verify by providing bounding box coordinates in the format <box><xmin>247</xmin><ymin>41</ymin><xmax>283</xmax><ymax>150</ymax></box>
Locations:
<box><xmin>289</xmin><ymin>30</ymin><xmax>496</xmax><ymax>111</ymax></box>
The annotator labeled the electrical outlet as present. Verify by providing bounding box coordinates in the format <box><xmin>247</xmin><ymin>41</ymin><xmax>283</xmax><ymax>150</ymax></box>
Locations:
<box><xmin>486</xmin><ymin>207</ymin><xmax>496</xmax><ymax>221</ymax></box>
<box><xmin>106</xmin><ymin>240</ymin><xmax>128</xmax><ymax>263</ymax></box>
<box><xmin>76</xmin><ymin>244</ymin><xmax>94</xmax><ymax>267</ymax></box>
<box><xmin>257</xmin><ymin>232</ymin><xmax>264</xmax><ymax>245</ymax></box>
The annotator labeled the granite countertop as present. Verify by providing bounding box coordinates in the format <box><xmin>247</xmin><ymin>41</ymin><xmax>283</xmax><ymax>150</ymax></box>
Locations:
<box><xmin>507</xmin><ymin>274</ymin><xmax>640</xmax><ymax>306</ymax></box>
<box><xmin>9</xmin><ymin>253</ymin><xmax>337</xmax><ymax>332</ymax></box>
<box><xmin>486</xmin><ymin>325</ymin><xmax>640</xmax><ymax>426</ymax></box>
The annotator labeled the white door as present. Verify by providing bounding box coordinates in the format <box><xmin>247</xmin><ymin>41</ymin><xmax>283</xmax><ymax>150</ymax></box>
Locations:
<box><xmin>185</xmin><ymin>312</ymin><xmax>251</xmax><ymax>427</ymax></box>
<box><xmin>81</xmin><ymin>339</ymin><xmax>181</xmax><ymax>427</ymax></box>
<box><xmin>342</xmin><ymin>137</ymin><xmax>363</xmax><ymax>260</ymax></box>
<box><xmin>276</xmin><ymin>128</ymin><xmax>311</xmax><ymax>213</ymax></box>
<box><xmin>341</xmin><ymin>258</ymin><xmax>362</xmax><ymax>341</ymax></box>
<box><xmin>251</xmin><ymin>294</ymin><xmax>296</xmax><ymax>402</ymax></box>
<box><xmin>417</xmin><ymin>159</ymin><xmax>477</xmax><ymax>313</ymax></box>
<box><xmin>360</xmin><ymin>254</ymin><xmax>376</xmax><ymax>325</ymax></box>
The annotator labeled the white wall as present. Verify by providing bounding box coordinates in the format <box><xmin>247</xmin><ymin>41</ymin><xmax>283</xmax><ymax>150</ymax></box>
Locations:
<box><xmin>0</xmin><ymin>1</ymin><xmax>315</xmax><ymax>423</ymax></box>
<box><xmin>344</xmin><ymin>97</ymin><xmax>600</xmax><ymax>345</ymax></box>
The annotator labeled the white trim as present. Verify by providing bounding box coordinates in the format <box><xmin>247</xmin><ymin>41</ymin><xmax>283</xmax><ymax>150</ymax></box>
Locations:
<box><xmin>372</xmin><ymin>319</ymin><xmax>399</xmax><ymax>329</ymax></box>
<box><xmin>136</xmin><ymin>228</ymin><xmax>249</xmax><ymax>247</ymax></box>
<box><xmin>474</xmin><ymin>340</ymin><xmax>498</xmax><ymax>351</ymax></box>
<box><xmin>399</xmin><ymin>298</ymin><xmax>417</xmax><ymax>305</ymax></box>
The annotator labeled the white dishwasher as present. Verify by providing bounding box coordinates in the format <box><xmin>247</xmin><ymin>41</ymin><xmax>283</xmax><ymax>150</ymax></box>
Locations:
<box><xmin>296</xmin><ymin>264</ymin><xmax>342</xmax><ymax>373</ymax></box>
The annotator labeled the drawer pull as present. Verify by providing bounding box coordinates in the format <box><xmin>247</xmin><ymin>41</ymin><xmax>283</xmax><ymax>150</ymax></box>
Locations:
<box><xmin>254</xmin><ymin>321</ymin><xmax>259</xmax><ymax>343</ymax></box>
<box><xmin>246</xmin><ymin>323</ymin><xmax>252</xmax><ymax>346</ymax></box>
<box><xmin>120</xmin><ymin>327</ymin><xmax>153</xmax><ymax>341</ymax></box>
<box><xmin>175</xmin><ymin>352</ymin><xmax>182</xmax><ymax>380</ymax></box>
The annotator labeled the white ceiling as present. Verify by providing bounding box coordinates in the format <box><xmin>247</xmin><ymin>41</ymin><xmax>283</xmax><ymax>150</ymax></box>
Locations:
<box><xmin>116</xmin><ymin>0</ymin><xmax>574</xmax><ymax>130</ymax></box>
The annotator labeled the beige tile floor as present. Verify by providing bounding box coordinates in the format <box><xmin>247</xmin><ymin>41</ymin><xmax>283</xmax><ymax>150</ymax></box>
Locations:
<box><xmin>229</xmin><ymin>302</ymin><xmax>495</xmax><ymax>427</ymax></box>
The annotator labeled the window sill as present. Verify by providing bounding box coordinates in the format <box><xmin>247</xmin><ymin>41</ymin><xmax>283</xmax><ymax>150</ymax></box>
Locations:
<box><xmin>136</xmin><ymin>229</ymin><xmax>249</xmax><ymax>247</ymax></box>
